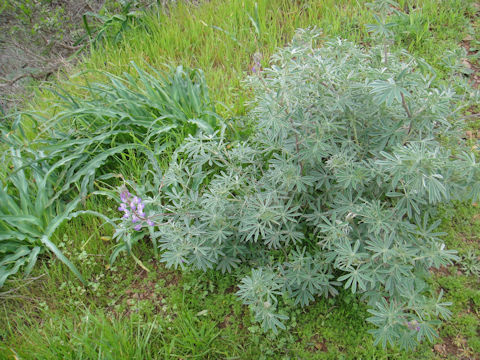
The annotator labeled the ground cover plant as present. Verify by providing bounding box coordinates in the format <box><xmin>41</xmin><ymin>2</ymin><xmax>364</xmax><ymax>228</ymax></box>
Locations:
<box><xmin>0</xmin><ymin>0</ymin><xmax>479</xmax><ymax>359</ymax></box>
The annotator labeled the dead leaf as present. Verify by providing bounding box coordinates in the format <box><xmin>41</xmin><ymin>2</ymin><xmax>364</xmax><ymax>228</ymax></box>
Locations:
<box><xmin>314</xmin><ymin>341</ymin><xmax>327</xmax><ymax>352</ymax></box>
<box><xmin>434</xmin><ymin>343</ymin><xmax>447</xmax><ymax>356</ymax></box>
<box><xmin>462</xmin><ymin>59</ymin><xmax>472</xmax><ymax>69</ymax></box>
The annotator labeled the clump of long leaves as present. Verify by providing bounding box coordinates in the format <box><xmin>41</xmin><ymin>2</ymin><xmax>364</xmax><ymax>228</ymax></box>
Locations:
<box><xmin>43</xmin><ymin>62</ymin><xmax>220</xmax><ymax>140</ymax></box>
<box><xmin>0</xmin><ymin>61</ymin><xmax>222</xmax><ymax>285</ymax></box>
<box><xmin>18</xmin><ymin>63</ymin><xmax>219</xmax><ymax>159</ymax></box>
<box><xmin>114</xmin><ymin>29</ymin><xmax>479</xmax><ymax>349</ymax></box>
<box><xmin>12</xmin><ymin>63</ymin><xmax>221</xmax><ymax>199</ymax></box>
<box><xmin>0</xmin><ymin>148</ymin><xmax>89</xmax><ymax>287</ymax></box>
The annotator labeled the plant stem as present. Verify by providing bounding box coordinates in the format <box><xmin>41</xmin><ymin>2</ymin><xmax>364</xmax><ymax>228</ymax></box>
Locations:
<box><xmin>401</xmin><ymin>93</ymin><xmax>412</xmax><ymax>119</ymax></box>
<box><xmin>384</xmin><ymin>41</ymin><xmax>388</xmax><ymax>65</ymax></box>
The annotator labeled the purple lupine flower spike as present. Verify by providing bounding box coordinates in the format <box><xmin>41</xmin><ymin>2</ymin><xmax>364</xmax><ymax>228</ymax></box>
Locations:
<box><xmin>407</xmin><ymin>321</ymin><xmax>420</xmax><ymax>332</ymax></box>
<box><xmin>118</xmin><ymin>189</ymin><xmax>151</xmax><ymax>231</ymax></box>
<box><xmin>120</xmin><ymin>190</ymin><xmax>131</xmax><ymax>203</ymax></box>
<box><xmin>137</xmin><ymin>202</ymin><xmax>145</xmax><ymax>216</ymax></box>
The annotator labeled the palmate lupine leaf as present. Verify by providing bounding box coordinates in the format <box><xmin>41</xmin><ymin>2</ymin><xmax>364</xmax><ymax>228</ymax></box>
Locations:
<box><xmin>367</xmin><ymin>298</ymin><xmax>405</xmax><ymax>347</ymax></box>
<box><xmin>369</xmin><ymin>78</ymin><xmax>410</xmax><ymax>106</ymax></box>
<box><xmin>434</xmin><ymin>289</ymin><xmax>452</xmax><ymax>319</ymax></box>
<box><xmin>365</xmin><ymin>15</ymin><xmax>398</xmax><ymax>38</ymax></box>
<box><xmin>256</xmin><ymin>307</ymin><xmax>288</xmax><ymax>334</ymax></box>
<box><xmin>416</xmin><ymin>321</ymin><xmax>440</xmax><ymax>343</ymax></box>
<box><xmin>337</xmin><ymin>265</ymin><xmax>372</xmax><ymax>294</ymax></box>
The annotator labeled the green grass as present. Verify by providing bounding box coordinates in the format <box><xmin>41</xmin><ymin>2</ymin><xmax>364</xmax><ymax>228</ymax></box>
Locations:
<box><xmin>2</xmin><ymin>202</ymin><xmax>477</xmax><ymax>359</ymax></box>
<box><xmin>1</xmin><ymin>0</ymin><xmax>480</xmax><ymax>359</ymax></box>
<box><xmin>27</xmin><ymin>0</ymin><xmax>477</xmax><ymax>118</ymax></box>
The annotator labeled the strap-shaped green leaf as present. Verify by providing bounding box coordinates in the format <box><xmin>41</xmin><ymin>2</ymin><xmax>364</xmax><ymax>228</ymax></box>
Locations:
<box><xmin>40</xmin><ymin>236</ymin><xmax>85</xmax><ymax>285</ymax></box>
<box><xmin>0</xmin><ymin>257</ymin><xmax>28</xmax><ymax>287</ymax></box>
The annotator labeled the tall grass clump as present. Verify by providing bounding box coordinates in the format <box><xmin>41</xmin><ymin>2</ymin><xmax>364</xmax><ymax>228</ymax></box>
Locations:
<box><xmin>0</xmin><ymin>148</ymin><xmax>93</xmax><ymax>286</ymax></box>
<box><xmin>112</xmin><ymin>28</ymin><xmax>480</xmax><ymax>349</ymax></box>
<box><xmin>46</xmin><ymin>63</ymin><xmax>220</xmax><ymax>140</ymax></box>
<box><xmin>22</xmin><ymin>62</ymin><xmax>220</xmax><ymax>151</ymax></box>
<box><xmin>10</xmin><ymin>62</ymin><xmax>222</xmax><ymax>198</ymax></box>
<box><xmin>0</xmin><ymin>310</ymin><xmax>160</xmax><ymax>360</ymax></box>
<box><xmin>0</xmin><ymin>60</ymin><xmax>222</xmax><ymax>286</ymax></box>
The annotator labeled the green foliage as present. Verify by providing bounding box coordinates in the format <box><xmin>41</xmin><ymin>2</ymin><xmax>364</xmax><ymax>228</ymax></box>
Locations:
<box><xmin>42</xmin><ymin>62</ymin><xmax>219</xmax><ymax>140</ymax></box>
<box><xmin>0</xmin><ymin>59</ymin><xmax>222</xmax><ymax>285</ymax></box>
<box><xmin>82</xmin><ymin>1</ymin><xmax>146</xmax><ymax>47</ymax></box>
<box><xmin>0</xmin><ymin>309</ymin><xmax>160</xmax><ymax>360</ymax></box>
<box><xmin>0</xmin><ymin>148</ymin><xmax>87</xmax><ymax>286</ymax></box>
<box><xmin>114</xmin><ymin>29</ymin><xmax>479</xmax><ymax>349</ymax></box>
<box><xmin>7</xmin><ymin>62</ymin><xmax>219</xmax><ymax>197</ymax></box>
<box><xmin>459</xmin><ymin>250</ymin><xmax>480</xmax><ymax>276</ymax></box>
<box><xmin>3</xmin><ymin>0</ymin><xmax>69</xmax><ymax>39</ymax></box>
<box><xmin>1</xmin><ymin>0</ymin><xmax>479</xmax><ymax>357</ymax></box>
<box><xmin>68</xmin><ymin>0</ymin><xmax>377</xmax><ymax>119</ymax></box>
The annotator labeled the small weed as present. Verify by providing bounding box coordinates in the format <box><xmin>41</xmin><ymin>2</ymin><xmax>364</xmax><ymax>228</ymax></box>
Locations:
<box><xmin>459</xmin><ymin>250</ymin><xmax>480</xmax><ymax>276</ymax></box>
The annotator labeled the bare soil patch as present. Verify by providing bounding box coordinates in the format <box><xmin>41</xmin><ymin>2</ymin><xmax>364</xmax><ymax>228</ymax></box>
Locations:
<box><xmin>0</xmin><ymin>1</ymin><xmax>104</xmax><ymax>114</ymax></box>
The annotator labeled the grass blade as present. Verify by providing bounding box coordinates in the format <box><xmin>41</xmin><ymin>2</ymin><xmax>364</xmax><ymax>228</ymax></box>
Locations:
<box><xmin>41</xmin><ymin>235</ymin><xmax>86</xmax><ymax>285</ymax></box>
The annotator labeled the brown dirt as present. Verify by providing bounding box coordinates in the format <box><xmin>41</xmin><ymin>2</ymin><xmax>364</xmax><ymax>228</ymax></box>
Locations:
<box><xmin>460</xmin><ymin>39</ymin><xmax>480</xmax><ymax>89</ymax></box>
<box><xmin>460</xmin><ymin>5</ymin><xmax>480</xmax><ymax>141</ymax></box>
<box><xmin>305</xmin><ymin>335</ymin><xmax>328</xmax><ymax>353</ymax></box>
<box><xmin>431</xmin><ymin>265</ymin><xmax>453</xmax><ymax>277</ymax></box>
<box><xmin>0</xmin><ymin>1</ymin><xmax>106</xmax><ymax>114</ymax></box>
<box><xmin>217</xmin><ymin>306</ymin><xmax>234</xmax><ymax>329</ymax></box>
<box><xmin>434</xmin><ymin>335</ymin><xmax>479</xmax><ymax>360</ymax></box>
<box><xmin>224</xmin><ymin>285</ymin><xmax>238</xmax><ymax>294</ymax></box>
<box><xmin>458</xmin><ymin>232</ymin><xmax>480</xmax><ymax>247</ymax></box>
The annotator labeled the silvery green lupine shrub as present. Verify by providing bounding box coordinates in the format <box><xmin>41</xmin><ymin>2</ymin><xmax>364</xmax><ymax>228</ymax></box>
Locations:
<box><xmin>114</xmin><ymin>29</ymin><xmax>480</xmax><ymax>349</ymax></box>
